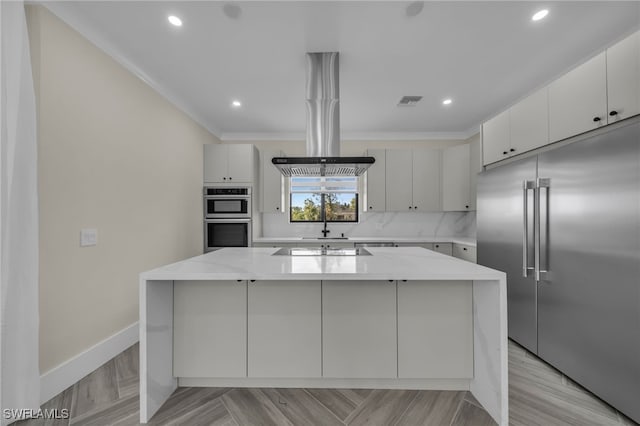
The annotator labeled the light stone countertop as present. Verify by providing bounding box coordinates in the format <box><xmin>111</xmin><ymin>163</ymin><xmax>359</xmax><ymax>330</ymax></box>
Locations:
<box><xmin>141</xmin><ymin>246</ymin><xmax>496</xmax><ymax>281</ymax></box>
<box><xmin>253</xmin><ymin>236</ymin><xmax>477</xmax><ymax>247</ymax></box>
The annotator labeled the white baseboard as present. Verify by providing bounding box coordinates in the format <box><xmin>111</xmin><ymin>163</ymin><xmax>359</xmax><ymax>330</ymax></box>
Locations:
<box><xmin>39</xmin><ymin>322</ymin><xmax>139</xmax><ymax>404</ymax></box>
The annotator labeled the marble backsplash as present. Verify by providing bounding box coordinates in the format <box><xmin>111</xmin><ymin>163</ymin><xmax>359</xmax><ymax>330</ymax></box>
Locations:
<box><xmin>260</xmin><ymin>211</ymin><xmax>476</xmax><ymax>239</ymax></box>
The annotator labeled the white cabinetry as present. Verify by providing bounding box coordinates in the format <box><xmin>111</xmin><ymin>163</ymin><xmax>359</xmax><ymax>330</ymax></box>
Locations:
<box><xmin>365</xmin><ymin>149</ymin><xmax>386</xmax><ymax>211</ymax></box>
<box><xmin>394</xmin><ymin>242</ymin><xmax>434</xmax><ymax>249</ymax></box>
<box><xmin>385</xmin><ymin>150</ymin><xmax>413</xmax><ymax>211</ymax></box>
<box><xmin>510</xmin><ymin>88</ymin><xmax>549</xmax><ymax>154</ymax></box>
<box><xmin>452</xmin><ymin>244</ymin><xmax>477</xmax><ymax>263</ymax></box>
<box><xmin>482</xmin><ymin>110</ymin><xmax>510</xmax><ymax>165</ymax></box>
<box><xmin>468</xmin><ymin>134</ymin><xmax>482</xmax><ymax>210</ymax></box>
<box><xmin>442</xmin><ymin>144</ymin><xmax>471</xmax><ymax>211</ymax></box>
<box><xmin>549</xmin><ymin>52</ymin><xmax>608</xmax><ymax>142</ymax></box>
<box><xmin>248</xmin><ymin>280</ymin><xmax>321</xmax><ymax>377</ymax></box>
<box><xmin>259</xmin><ymin>150</ymin><xmax>283</xmax><ymax>213</ymax></box>
<box><xmin>173</xmin><ymin>280</ymin><xmax>247</xmax><ymax>377</ymax></box>
<box><xmin>322</xmin><ymin>280</ymin><xmax>397</xmax><ymax>378</ymax></box>
<box><xmin>482</xmin><ymin>88</ymin><xmax>549</xmax><ymax>166</ymax></box>
<box><xmin>398</xmin><ymin>280</ymin><xmax>473</xmax><ymax>378</ymax></box>
<box><xmin>297</xmin><ymin>241</ymin><xmax>353</xmax><ymax>249</ymax></box>
<box><xmin>204</xmin><ymin>144</ymin><xmax>256</xmax><ymax>184</ymax></box>
<box><xmin>386</xmin><ymin>149</ymin><xmax>441</xmax><ymax>211</ymax></box>
<box><xmin>433</xmin><ymin>243</ymin><xmax>453</xmax><ymax>256</ymax></box>
<box><xmin>607</xmin><ymin>31</ymin><xmax>640</xmax><ymax>122</ymax></box>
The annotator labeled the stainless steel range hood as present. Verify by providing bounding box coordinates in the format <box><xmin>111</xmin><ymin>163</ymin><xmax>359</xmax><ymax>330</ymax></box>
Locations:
<box><xmin>272</xmin><ymin>52</ymin><xmax>375</xmax><ymax>177</ymax></box>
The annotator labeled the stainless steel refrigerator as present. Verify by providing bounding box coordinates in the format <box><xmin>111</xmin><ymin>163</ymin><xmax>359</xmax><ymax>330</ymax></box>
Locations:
<box><xmin>477</xmin><ymin>118</ymin><xmax>640</xmax><ymax>423</ymax></box>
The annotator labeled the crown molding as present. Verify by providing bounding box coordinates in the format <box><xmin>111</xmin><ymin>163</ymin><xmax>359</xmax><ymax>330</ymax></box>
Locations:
<box><xmin>221</xmin><ymin>129</ymin><xmax>480</xmax><ymax>142</ymax></box>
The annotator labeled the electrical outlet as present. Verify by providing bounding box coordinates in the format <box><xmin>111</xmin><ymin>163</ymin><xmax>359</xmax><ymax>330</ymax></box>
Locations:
<box><xmin>80</xmin><ymin>228</ymin><xmax>98</xmax><ymax>247</ymax></box>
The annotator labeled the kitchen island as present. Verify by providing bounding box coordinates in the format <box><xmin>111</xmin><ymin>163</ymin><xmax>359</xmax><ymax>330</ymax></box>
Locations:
<box><xmin>139</xmin><ymin>247</ymin><xmax>507</xmax><ymax>425</ymax></box>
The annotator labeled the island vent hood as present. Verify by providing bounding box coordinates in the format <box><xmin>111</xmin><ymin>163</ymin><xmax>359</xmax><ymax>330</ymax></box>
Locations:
<box><xmin>272</xmin><ymin>52</ymin><xmax>375</xmax><ymax>177</ymax></box>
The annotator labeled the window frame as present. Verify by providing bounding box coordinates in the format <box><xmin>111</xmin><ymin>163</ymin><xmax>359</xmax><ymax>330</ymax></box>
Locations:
<box><xmin>289</xmin><ymin>177</ymin><xmax>359</xmax><ymax>223</ymax></box>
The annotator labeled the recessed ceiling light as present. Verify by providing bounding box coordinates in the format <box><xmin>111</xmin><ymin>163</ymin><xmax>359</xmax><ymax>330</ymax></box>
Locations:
<box><xmin>231</xmin><ymin>100</ymin><xmax>242</xmax><ymax>108</ymax></box>
<box><xmin>531</xmin><ymin>9</ymin><xmax>549</xmax><ymax>21</ymax></box>
<box><xmin>168</xmin><ymin>15</ymin><xmax>183</xmax><ymax>27</ymax></box>
<box><xmin>442</xmin><ymin>98</ymin><xmax>453</xmax><ymax>105</ymax></box>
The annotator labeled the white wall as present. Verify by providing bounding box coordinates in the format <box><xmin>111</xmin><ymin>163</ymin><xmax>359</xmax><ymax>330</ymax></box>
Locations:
<box><xmin>26</xmin><ymin>6</ymin><xmax>219</xmax><ymax>373</ymax></box>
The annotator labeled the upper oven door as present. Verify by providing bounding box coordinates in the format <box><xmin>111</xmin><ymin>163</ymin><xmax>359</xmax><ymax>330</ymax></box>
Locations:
<box><xmin>205</xmin><ymin>196</ymin><xmax>251</xmax><ymax>218</ymax></box>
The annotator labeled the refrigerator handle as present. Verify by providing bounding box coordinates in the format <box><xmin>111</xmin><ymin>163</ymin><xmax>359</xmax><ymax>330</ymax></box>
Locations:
<box><xmin>535</xmin><ymin>178</ymin><xmax>550</xmax><ymax>281</ymax></box>
<box><xmin>522</xmin><ymin>180</ymin><xmax>535</xmax><ymax>277</ymax></box>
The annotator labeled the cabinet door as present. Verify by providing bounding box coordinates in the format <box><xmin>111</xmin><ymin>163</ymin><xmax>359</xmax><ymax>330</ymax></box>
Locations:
<box><xmin>607</xmin><ymin>31</ymin><xmax>640</xmax><ymax>123</ymax></box>
<box><xmin>452</xmin><ymin>244</ymin><xmax>477</xmax><ymax>263</ymax></box>
<box><xmin>468</xmin><ymin>133</ymin><xmax>481</xmax><ymax>211</ymax></box>
<box><xmin>227</xmin><ymin>144</ymin><xmax>254</xmax><ymax>182</ymax></box>
<box><xmin>323</xmin><ymin>280</ymin><xmax>397</xmax><ymax>378</ymax></box>
<box><xmin>398</xmin><ymin>280</ymin><xmax>473</xmax><ymax>378</ymax></box>
<box><xmin>385</xmin><ymin>150</ymin><xmax>413</xmax><ymax>211</ymax></box>
<box><xmin>203</xmin><ymin>144</ymin><xmax>228</xmax><ymax>183</ymax></box>
<box><xmin>248</xmin><ymin>280</ymin><xmax>321</xmax><ymax>378</ymax></box>
<box><xmin>394</xmin><ymin>242</ymin><xmax>434</xmax><ymax>250</ymax></box>
<box><xmin>482</xmin><ymin>110</ymin><xmax>510</xmax><ymax>165</ymax></box>
<box><xmin>366</xmin><ymin>149</ymin><xmax>386</xmax><ymax>211</ymax></box>
<box><xmin>510</xmin><ymin>87</ymin><xmax>549</xmax><ymax>155</ymax></box>
<box><xmin>412</xmin><ymin>149</ymin><xmax>441</xmax><ymax>211</ymax></box>
<box><xmin>260</xmin><ymin>150</ymin><xmax>283</xmax><ymax>213</ymax></box>
<box><xmin>549</xmin><ymin>52</ymin><xmax>607</xmax><ymax>142</ymax></box>
<box><xmin>297</xmin><ymin>242</ymin><xmax>354</xmax><ymax>249</ymax></box>
<box><xmin>173</xmin><ymin>280</ymin><xmax>247</xmax><ymax>377</ymax></box>
<box><xmin>442</xmin><ymin>144</ymin><xmax>471</xmax><ymax>211</ymax></box>
<box><xmin>432</xmin><ymin>243</ymin><xmax>453</xmax><ymax>256</ymax></box>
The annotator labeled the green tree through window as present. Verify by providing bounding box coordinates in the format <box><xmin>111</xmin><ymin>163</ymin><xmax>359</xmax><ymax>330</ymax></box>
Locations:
<box><xmin>290</xmin><ymin>177</ymin><xmax>358</xmax><ymax>222</ymax></box>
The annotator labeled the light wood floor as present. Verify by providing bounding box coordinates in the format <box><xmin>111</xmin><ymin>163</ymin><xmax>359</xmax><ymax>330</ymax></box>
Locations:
<box><xmin>16</xmin><ymin>340</ymin><xmax>638</xmax><ymax>426</ymax></box>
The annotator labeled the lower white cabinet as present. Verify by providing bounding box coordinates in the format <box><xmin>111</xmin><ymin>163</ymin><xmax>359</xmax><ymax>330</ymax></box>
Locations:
<box><xmin>297</xmin><ymin>242</ymin><xmax>354</xmax><ymax>249</ymax></box>
<box><xmin>453</xmin><ymin>244</ymin><xmax>477</xmax><ymax>263</ymax></box>
<box><xmin>433</xmin><ymin>242</ymin><xmax>453</xmax><ymax>256</ymax></box>
<box><xmin>248</xmin><ymin>280</ymin><xmax>321</xmax><ymax>377</ymax></box>
<box><xmin>394</xmin><ymin>242</ymin><xmax>434</xmax><ymax>249</ymax></box>
<box><xmin>173</xmin><ymin>280</ymin><xmax>247</xmax><ymax>377</ymax></box>
<box><xmin>398</xmin><ymin>280</ymin><xmax>473</xmax><ymax>378</ymax></box>
<box><xmin>322</xmin><ymin>280</ymin><xmax>397</xmax><ymax>378</ymax></box>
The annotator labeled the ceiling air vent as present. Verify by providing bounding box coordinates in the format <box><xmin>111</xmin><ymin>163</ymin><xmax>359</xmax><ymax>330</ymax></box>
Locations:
<box><xmin>397</xmin><ymin>95</ymin><xmax>423</xmax><ymax>107</ymax></box>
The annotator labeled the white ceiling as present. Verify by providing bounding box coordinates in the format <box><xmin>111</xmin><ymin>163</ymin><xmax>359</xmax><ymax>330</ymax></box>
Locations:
<box><xmin>43</xmin><ymin>1</ymin><xmax>640</xmax><ymax>141</ymax></box>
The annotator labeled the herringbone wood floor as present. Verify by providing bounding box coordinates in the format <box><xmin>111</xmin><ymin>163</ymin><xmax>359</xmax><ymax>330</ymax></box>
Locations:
<box><xmin>15</xmin><ymin>340</ymin><xmax>639</xmax><ymax>425</ymax></box>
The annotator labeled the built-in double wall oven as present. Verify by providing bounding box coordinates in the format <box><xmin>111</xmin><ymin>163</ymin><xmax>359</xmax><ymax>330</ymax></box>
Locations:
<box><xmin>204</xmin><ymin>187</ymin><xmax>252</xmax><ymax>252</ymax></box>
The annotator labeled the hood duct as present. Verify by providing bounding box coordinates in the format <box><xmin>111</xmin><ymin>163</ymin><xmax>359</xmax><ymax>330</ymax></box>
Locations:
<box><xmin>272</xmin><ymin>52</ymin><xmax>375</xmax><ymax>177</ymax></box>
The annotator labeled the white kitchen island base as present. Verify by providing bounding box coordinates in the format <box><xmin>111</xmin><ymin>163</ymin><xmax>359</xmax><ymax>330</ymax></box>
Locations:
<box><xmin>139</xmin><ymin>248</ymin><xmax>507</xmax><ymax>425</ymax></box>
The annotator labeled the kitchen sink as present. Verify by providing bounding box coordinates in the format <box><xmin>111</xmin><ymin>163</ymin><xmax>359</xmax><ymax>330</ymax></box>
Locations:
<box><xmin>272</xmin><ymin>247</ymin><xmax>371</xmax><ymax>256</ymax></box>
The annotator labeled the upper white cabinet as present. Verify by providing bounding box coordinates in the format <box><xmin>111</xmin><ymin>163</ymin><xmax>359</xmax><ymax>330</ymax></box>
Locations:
<box><xmin>607</xmin><ymin>31</ymin><xmax>640</xmax><ymax>122</ymax></box>
<box><xmin>385</xmin><ymin>149</ymin><xmax>413</xmax><ymax>211</ymax></box>
<box><xmin>386</xmin><ymin>149</ymin><xmax>441</xmax><ymax>211</ymax></box>
<box><xmin>549</xmin><ymin>52</ymin><xmax>608</xmax><ymax>142</ymax></box>
<box><xmin>510</xmin><ymin>88</ymin><xmax>549</xmax><ymax>154</ymax></box>
<box><xmin>442</xmin><ymin>144</ymin><xmax>471</xmax><ymax>211</ymax></box>
<box><xmin>365</xmin><ymin>149</ymin><xmax>386</xmax><ymax>211</ymax></box>
<box><xmin>482</xmin><ymin>87</ymin><xmax>549</xmax><ymax>166</ymax></box>
<box><xmin>468</xmin><ymin>134</ymin><xmax>482</xmax><ymax>210</ymax></box>
<box><xmin>259</xmin><ymin>150</ymin><xmax>283</xmax><ymax>213</ymax></box>
<box><xmin>412</xmin><ymin>149</ymin><xmax>442</xmax><ymax>211</ymax></box>
<box><xmin>204</xmin><ymin>144</ymin><xmax>257</xmax><ymax>184</ymax></box>
<box><xmin>483</xmin><ymin>30</ymin><xmax>640</xmax><ymax>163</ymax></box>
<box><xmin>482</xmin><ymin>109</ymin><xmax>510</xmax><ymax>165</ymax></box>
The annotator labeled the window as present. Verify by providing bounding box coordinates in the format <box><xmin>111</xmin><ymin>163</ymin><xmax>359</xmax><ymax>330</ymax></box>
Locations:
<box><xmin>290</xmin><ymin>177</ymin><xmax>358</xmax><ymax>222</ymax></box>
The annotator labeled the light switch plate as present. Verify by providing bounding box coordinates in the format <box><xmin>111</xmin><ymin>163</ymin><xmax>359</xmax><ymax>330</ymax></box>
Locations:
<box><xmin>80</xmin><ymin>228</ymin><xmax>98</xmax><ymax>247</ymax></box>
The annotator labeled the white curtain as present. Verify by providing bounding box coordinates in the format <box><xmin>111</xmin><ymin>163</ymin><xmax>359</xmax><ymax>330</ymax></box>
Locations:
<box><xmin>0</xmin><ymin>1</ymin><xmax>40</xmax><ymax>424</ymax></box>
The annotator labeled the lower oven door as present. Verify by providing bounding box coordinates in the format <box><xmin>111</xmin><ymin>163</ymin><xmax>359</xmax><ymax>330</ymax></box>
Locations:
<box><xmin>204</xmin><ymin>219</ymin><xmax>252</xmax><ymax>252</ymax></box>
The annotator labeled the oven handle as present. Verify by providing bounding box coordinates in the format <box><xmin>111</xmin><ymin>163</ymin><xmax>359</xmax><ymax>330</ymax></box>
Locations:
<box><xmin>204</xmin><ymin>195</ymin><xmax>251</xmax><ymax>200</ymax></box>
<box><xmin>205</xmin><ymin>218</ymin><xmax>252</xmax><ymax>223</ymax></box>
